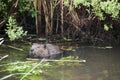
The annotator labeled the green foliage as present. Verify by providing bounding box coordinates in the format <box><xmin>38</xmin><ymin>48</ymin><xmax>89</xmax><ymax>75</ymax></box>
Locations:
<box><xmin>18</xmin><ymin>0</ymin><xmax>31</xmax><ymax>12</ymax></box>
<box><xmin>73</xmin><ymin>0</ymin><xmax>90</xmax><ymax>7</ymax></box>
<box><xmin>64</xmin><ymin>0</ymin><xmax>90</xmax><ymax>8</ymax></box>
<box><xmin>0</xmin><ymin>0</ymin><xmax>36</xmax><ymax>21</ymax></box>
<box><xmin>5</xmin><ymin>16</ymin><xmax>27</xmax><ymax>41</ymax></box>
<box><xmin>63</xmin><ymin>0</ymin><xmax>119</xmax><ymax>33</ymax></box>
<box><xmin>64</xmin><ymin>0</ymin><xmax>69</xmax><ymax>6</ymax></box>
<box><xmin>104</xmin><ymin>24</ymin><xmax>113</xmax><ymax>31</ymax></box>
<box><xmin>64</xmin><ymin>0</ymin><xmax>120</xmax><ymax>20</ymax></box>
<box><xmin>104</xmin><ymin>24</ymin><xmax>109</xmax><ymax>31</ymax></box>
<box><xmin>100</xmin><ymin>0</ymin><xmax>120</xmax><ymax>18</ymax></box>
<box><xmin>18</xmin><ymin>0</ymin><xmax>36</xmax><ymax>17</ymax></box>
<box><xmin>0</xmin><ymin>1</ymin><xmax>8</xmax><ymax>19</ymax></box>
<box><xmin>0</xmin><ymin>0</ymin><xmax>36</xmax><ymax>41</ymax></box>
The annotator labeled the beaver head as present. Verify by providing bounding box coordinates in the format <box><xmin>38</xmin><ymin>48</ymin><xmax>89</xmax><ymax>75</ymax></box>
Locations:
<box><xmin>29</xmin><ymin>43</ymin><xmax>49</xmax><ymax>58</ymax></box>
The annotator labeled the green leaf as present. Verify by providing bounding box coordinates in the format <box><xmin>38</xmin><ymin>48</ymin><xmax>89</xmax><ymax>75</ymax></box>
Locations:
<box><xmin>5</xmin><ymin>16</ymin><xmax>27</xmax><ymax>41</ymax></box>
<box><xmin>104</xmin><ymin>24</ymin><xmax>109</xmax><ymax>31</ymax></box>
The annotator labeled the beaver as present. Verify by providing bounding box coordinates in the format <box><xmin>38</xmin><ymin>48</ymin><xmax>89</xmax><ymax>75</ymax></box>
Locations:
<box><xmin>29</xmin><ymin>43</ymin><xmax>63</xmax><ymax>59</ymax></box>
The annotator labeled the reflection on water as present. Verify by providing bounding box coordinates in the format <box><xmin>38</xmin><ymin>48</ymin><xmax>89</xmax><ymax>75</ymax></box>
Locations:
<box><xmin>0</xmin><ymin>45</ymin><xmax>120</xmax><ymax>80</ymax></box>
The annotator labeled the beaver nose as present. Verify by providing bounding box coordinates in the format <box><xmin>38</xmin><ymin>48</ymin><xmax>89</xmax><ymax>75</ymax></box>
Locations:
<box><xmin>30</xmin><ymin>49</ymin><xmax>34</xmax><ymax>52</ymax></box>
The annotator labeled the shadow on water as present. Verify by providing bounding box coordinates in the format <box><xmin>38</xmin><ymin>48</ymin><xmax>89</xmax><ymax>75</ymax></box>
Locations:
<box><xmin>0</xmin><ymin>44</ymin><xmax>120</xmax><ymax>80</ymax></box>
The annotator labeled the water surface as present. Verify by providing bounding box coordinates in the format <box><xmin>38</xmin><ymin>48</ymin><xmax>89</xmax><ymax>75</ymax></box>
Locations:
<box><xmin>0</xmin><ymin>44</ymin><xmax>120</xmax><ymax>80</ymax></box>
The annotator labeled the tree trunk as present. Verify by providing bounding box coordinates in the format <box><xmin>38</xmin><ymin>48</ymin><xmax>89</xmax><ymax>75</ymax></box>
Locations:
<box><xmin>37</xmin><ymin>0</ymin><xmax>42</xmax><ymax>36</ymax></box>
<box><xmin>42</xmin><ymin>0</ymin><xmax>51</xmax><ymax>37</ymax></box>
<box><xmin>50</xmin><ymin>0</ymin><xmax>54</xmax><ymax>34</ymax></box>
<box><xmin>60</xmin><ymin>0</ymin><xmax>64</xmax><ymax>36</ymax></box>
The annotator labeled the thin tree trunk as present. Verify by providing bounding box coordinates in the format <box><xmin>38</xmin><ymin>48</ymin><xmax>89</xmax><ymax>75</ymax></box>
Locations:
<box><xmin>50</xmin><ymin>0</ymin><xmax>54</xmax><ymax>34</ymax></box>
<box><xmin>60</xmin><ymin>0</ymin><xmax>64</xmax><ymax>36</ymax></box>
<box><xmin>33</xmin><ymin>0</ymin><xmax>38</xmax><ymax>36</ymax></box>
<box><xmin>42</xmin><ymin>0</ymin><xmax>51</xmax><ymax>37</ymax></box>
<box><xmin>56</xmin><ymin>14</ymin><xmax>59</xmax><ymax>33</ymax></box>
<box><xmin>37</xmin><ymin>0</ymin><xmax>42</xmax><ymax>36</ymax></box>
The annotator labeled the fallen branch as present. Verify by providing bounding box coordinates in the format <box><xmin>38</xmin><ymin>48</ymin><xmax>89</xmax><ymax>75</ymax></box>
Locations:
<box><xmin>44</xmin><ymin>59</ymin><xmax>86</xmax><ymax>62</ymax></box>
<box><xmin>0</xmin><ymin>40</ymin><xmax>4</xmax><ymax>45</ymax></box>
<box><xmin>0</xmin><ymin>73</ymin><xmax>30</xmax><ymax>80</ymax></box>
<box><xmin>0</xmin><ymin>55</ymin><xmax>9</xmax><ymax>61</ymax></box>
<box><xmin>0</xmin><ymin>38</ymin><xmax>4</xmax><ymax>45</ymax></box>
<box><xmin>7</xmin><ymin>45</ymin><xmax>24</xmax><ymax>51</ymax></box>
<box><xmin>26</xmin><ymin>58</ymin><xmax>86</xmax><ymax>63</ymax></box>
<box><xmin>0</xmin><ymin>20</ymin><xmax>6</xmax><ymax>27</ymax></box>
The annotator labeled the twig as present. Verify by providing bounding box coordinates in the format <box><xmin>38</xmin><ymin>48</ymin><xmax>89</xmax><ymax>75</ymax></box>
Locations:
<box><xmin>0</xmin><ymin>73</ymin><xmax>30</xmax><ymax>80</ymax></box>
<box><xmin>7</xmin><ymin>45</ymin><xmax>24</xmax><ymax>51</ymax></box>
<box><xmin>15</xmin><ymin>0</ymin><xmax>19</xmax><ymax>7</ymax></box>
<box><xmin>20</xmin><ymin>58</ymin><xmax>45</xmax><ymax>80</ymax></box>
<box><xmin>26</xmin><ymin>58</ymin><xmax>86</xmax><ymax>63</ymax></box>
<box><xmin>0</xmin><ymin>55</ymin><xmax>9</xmax><ymax>61</ymax></box>
<box><xmin>0</xmin><ymin>20</ymin><xmax>6</xmax><ymax>26</ymax></box>
<box><xmin>0</xmin><ymin>40</ymin><xmax>4</xmax><ymax>45</ymax></box>
<box><xmin>0</xmin><ymin>38</ymin><xmax>4</xmax><ymax>41</ymax></box>
<box><xmin>44</xmin><ymin>59</ymin><xmax>86</xmax><ymax>62</ymax></box>
<box><xmin>0</xmin><ymin>38</ymin><xmax>4</xmax><ymax>45</ymax></box>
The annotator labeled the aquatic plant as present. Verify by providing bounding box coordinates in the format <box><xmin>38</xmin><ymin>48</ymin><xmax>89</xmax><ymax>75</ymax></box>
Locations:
<box><xmin>0</xmin><ymin>56</ymin><xmax>85</xmax><ymax>80</ymax></box>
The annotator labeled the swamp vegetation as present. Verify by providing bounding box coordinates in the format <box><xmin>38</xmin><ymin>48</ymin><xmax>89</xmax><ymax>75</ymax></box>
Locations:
<box><xmin>0</xmin><ymin>0</ymin><xmax>120</xmax><ymax>45</ymax></box>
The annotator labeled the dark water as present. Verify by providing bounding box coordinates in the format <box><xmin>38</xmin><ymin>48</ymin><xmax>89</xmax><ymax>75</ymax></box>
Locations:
<box><xmin>0</xmin><ymin>44</ymin><xmax>120</xmax><ymax>80</ymax></box>
<box><xmin>41</xmin><ymin>46</ymin><xmax>120</xmax><ymax>80</ymax></box>
<box><xmin>74</xmin><ymin>46</ymin><xmax>120</xmax><ymax>80</ymax></box>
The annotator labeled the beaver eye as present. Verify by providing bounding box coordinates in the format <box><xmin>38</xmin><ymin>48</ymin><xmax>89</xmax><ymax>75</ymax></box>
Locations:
<box><xmin>37</xmin><ymin>46</ymin><xmax>40</xmax><ymax>48</ymax></box>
